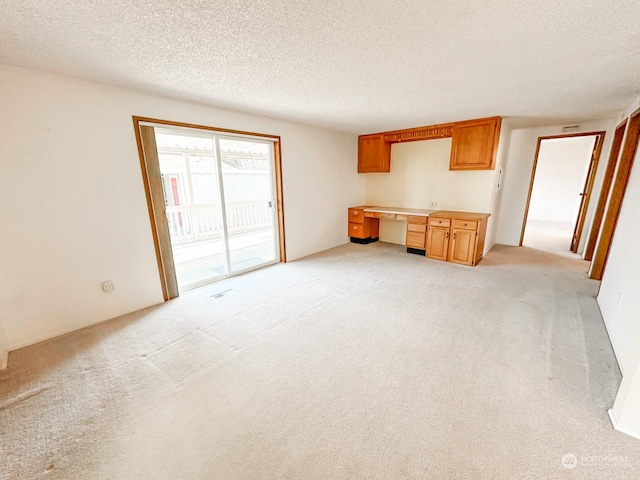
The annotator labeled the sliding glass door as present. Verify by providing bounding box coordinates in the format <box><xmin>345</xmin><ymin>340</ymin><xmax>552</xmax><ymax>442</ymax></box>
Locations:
<box><xmin>217</xmin><ymin>136</ymin><xmax>279</xmax><ymax>273</ymax></box>
<box><xmin>154</xmin><ymin>126</ymin><xmax>279</xmax><ymax>291</ymax></box>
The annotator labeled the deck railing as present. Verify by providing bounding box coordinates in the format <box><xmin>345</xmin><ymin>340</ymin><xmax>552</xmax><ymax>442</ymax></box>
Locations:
<box><xmin>166</xmin><ymin>201</ymin><xmax>272</xmax><ymax>244</ymax></box>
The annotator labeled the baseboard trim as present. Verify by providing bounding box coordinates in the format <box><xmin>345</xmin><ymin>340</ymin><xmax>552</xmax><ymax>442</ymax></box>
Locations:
<box><xmin>608</xmin><ymin>409</ymin><xmax>640</xmax><ymax>441</ymax></box>
<box><xmin>0</xmin><ymin>350</ymin><xmax>7</xmax><ymax>370</ymax></box>
<box><xmin>598</xmin><ymin>299</ymin><xmax>626</xmax><ymax>375</ymax></box>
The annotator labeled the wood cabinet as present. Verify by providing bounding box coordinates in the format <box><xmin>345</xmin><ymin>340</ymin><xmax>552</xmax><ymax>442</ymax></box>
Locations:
<box><xmin>449</xmin><ymin>227</ymin><xmax>476</xmax><ymax>265</ymax></box>
<box><xmin>426</xmin><ymin>225</ymin><xmax>449</xmax><ymax>261</ymax></box>
<box><xmin>347</xmin><ymin>206</ymin><xmax>488</xmax><ymax>267</ymax></box>
<box><xmin>358</xmin><ymin>134</ymin><xmax>390</xmax><ymax>173</ymax></box>
<box><xmin>427</xmin><ymin>212</ymin><xmax>489</xmax><ymax>266</ymax></box>
<box><xmin>405</xmin><ymin>215</ymin><xmax>427</xmax><ymax>253</ymax></box>
<box><xmin>449</xmin><ymin>117</ymin><xmax>502</xmax><ymax>170</ymax></box>
<box><xmin>348</xmin><ymin>206</ymin><xmax>379</xmax><ymax>243</ymax></box>
<box><xmin>356</xmin><ymin>116</ymin><xmax>501</xmax><ymax>174</ymax></box>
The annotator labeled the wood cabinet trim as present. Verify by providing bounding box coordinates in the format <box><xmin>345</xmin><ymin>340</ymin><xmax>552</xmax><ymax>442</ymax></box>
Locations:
<box><xmin>383</xmin><ymin>123</ymin><xmax>454</xmax><ymax>142</ymax></box>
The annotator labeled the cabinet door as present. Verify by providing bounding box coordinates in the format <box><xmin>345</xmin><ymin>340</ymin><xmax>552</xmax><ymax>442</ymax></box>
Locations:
<box><xmin>426</xmin><ymin>226</ymin><xmax>449</xmax><ymax>261</ymax></box>
<box><xmin>358</xmin><ymin>134</ymin><xmax>391</xmax><ymax>173</ymax></box>
<box><xmin>450</xmin><ymin>117</ymin><xmax>501</xmax><ymax>170</ymax></box>
<box><xmin>448</xmin><ymin>228</ymin><xmax>476</xmax><ymax>265</ymax></box>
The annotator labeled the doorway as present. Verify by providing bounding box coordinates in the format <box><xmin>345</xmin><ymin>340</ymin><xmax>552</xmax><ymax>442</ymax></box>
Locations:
<box><xmin>520</xmin><ymin>132</ymin><xmax>605</xmax><ymax>257</ymax></box>
<box><xmin>584</xmin><ymin>121</ymin><xmax>628</xmax><ymax>261</ymax></box>
<box><xmin>590</xmin><ymin>109</ymin><xmax>640</xmax><ymax>280</ymax></box>
<box><xmin>134</xmin><ymin>118</ymin><xmax>286</xmax><ymax>297</ymax></box>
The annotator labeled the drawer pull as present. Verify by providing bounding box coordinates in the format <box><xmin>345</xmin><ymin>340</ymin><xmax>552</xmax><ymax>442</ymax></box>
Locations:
<box><xmin>352</xmin><ymin>226</ymin><xmax>357</xmax><ymax>230</ymax></box>
<box><xmin>464</xmin><ymin>223</ymin><xmax>467</xmax><ymax>226</ymax></box>
<box><xmin>353</xmin><ymin>210</ymin><xmax>359</xmax><ymax>215</ymax></box>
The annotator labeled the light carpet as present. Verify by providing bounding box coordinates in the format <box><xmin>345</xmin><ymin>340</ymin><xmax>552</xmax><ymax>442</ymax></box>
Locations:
<box><xmin>523</xmin><ymin>220</ymin><xmax>581</xmax><ymax>259</ymax></box>
<box><xmin>1</xmin><ymin>242</ymin><xmax>639</xmax><ymax>479</ymax></box>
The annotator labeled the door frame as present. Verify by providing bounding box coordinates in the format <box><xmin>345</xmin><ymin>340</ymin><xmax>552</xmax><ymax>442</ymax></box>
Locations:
<box><xmin>519</xmin><ymin>131</ymin><xmax>606</xmax><ymax>251</ymax></box>
<box><xmin>133</xmin><ymin>116</ymin><xmax>287</xmax><ymax>300</ymax></box>
<box><xmin>584</xmin><ymin>120</ymin><xmax>628</xmax><ymax>261</ymax></box>
<box><xmin>590</xmin><ymin>109</ymin><xmax>640</xmax><ymax>280</ymax></box>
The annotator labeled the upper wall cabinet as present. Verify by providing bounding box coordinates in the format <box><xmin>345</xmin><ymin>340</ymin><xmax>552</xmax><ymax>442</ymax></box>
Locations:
<box><xmin>449</xmin><ymin>117</ymin><xmax>502</xmax><ymax>170</ymax></box>
<box><xmin>356</xmin><ymin>116</ymin><xmax>501</xmax><ymax>173</ymax></box>
<box><xmin>358</xmin><ymin>133</ymin><xmax>391</xmax><ymax>173</ymax></box>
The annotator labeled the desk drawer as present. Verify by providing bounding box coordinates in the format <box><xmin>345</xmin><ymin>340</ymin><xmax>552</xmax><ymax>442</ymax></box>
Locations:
<box><xmin>406</xmin><ymin>232</ymin><xmax>426</xmax><ymax>248</ymax></box>
<box><xmin>428</xmin><ymin>217</ymin><xmax>451</xmax><ymax>228</ymax></box>
<box><xmin>348</xmin><ymin>208</ymin><xmax>365</xmax><ymax>224</ymax></box>
<box><xmin>366</xmin><ymin>212</ymin><xmax>396</xmax><ymax>220</ymax></box>
<box><xmin>407</xmin><ymin>223</ymin><xmax>427</xmax><ymax>233</ymax></box>
<box><xmin>348</xmin><ymin>222</ymin><xmax>367</xmax><ymax>238</ymax></box>
<box><xmin>452</xmin><ymin>219</ymin><xmax>478</xmax><ymax>230</ymax></box>
<box><xmin>407</xmin><ymin>215</ymin><xmax>427</xmax><ymax>224</ymax></box>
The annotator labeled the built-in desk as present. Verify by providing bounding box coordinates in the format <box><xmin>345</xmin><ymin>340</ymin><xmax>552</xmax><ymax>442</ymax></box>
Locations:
<box><xmin>348</xmin><ymin>206</ymin><xmax>490</xmax><ymax>266</ymax></box>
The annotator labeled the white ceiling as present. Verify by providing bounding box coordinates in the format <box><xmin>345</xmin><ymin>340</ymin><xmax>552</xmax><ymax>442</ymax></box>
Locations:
<box><xmin>2</xmin><ymin>1</ymin><xmax>640</xmax><ymax>133</ymax></box>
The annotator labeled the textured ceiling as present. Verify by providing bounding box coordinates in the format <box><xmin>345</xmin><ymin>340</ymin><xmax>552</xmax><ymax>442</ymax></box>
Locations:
<box><xmin>2</xmin><ymin>1</ymin><xmax>640</xmax><ymax>133</ymax></box>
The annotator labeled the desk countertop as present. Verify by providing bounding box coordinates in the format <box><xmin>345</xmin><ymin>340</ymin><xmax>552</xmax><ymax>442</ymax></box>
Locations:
<box><xmin>429</xmin><ymin>210</ymin><xmax>491</xmax><ymax>220</ymax></box>
<box><xmin>362</xmin><ymin>206</ymin><xmax>438</xmax><ymax>216</ymax></box>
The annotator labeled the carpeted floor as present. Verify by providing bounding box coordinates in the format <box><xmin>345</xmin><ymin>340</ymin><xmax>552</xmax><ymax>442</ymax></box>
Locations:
<box><xmin>523</xmin><ymin>220</ymin><xmax>581</xmax><ymax>259</ymax></box>
<box><xmin>1</xmin><ymin>242</ymin><xmax>639</xmax><ymax>479</ymax></box>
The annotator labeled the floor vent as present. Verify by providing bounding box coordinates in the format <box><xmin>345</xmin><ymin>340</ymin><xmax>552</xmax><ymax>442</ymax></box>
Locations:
<box><xmin>211</xmin><ymin>289</ymin><xmax>233</xmax><ymax>299</ymax></box>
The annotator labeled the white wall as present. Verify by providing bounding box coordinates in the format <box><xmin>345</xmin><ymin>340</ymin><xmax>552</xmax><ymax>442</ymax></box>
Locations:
<box><xmin>486</xmin><ymin>121</ymin><xmax>513</xmax><ymax>253</ymax></box>
<box><xmin>363</xmin><ymin>138</ymin><xmax>496</xmax><ymax>246</ymax></box>
<box><xmin>598</xmin><ymin>92</ymin><xmax>640</xmax><ymax>439</ymax></box>
<box><xmin>496</xmin><ymin>119</ymin><xmax>616</xmax><ymax>254</ymax></box>
<box><xmin>598</xmin><ymin>143</ymin><xmax>640</xmax><ymax>373</ymax></box>
<box><xmin>0</xmin><ymin>64</ymin><xmax>362</xmax><ymax>352</ymax></box>
<box><xmin>527</xmin><ymin>136</ymin><xmax>596</xmax><ymax>223</ymax></box>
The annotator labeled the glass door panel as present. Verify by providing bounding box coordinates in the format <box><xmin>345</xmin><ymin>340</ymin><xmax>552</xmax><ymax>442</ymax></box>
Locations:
<box><xmin>217</xmin><ymin>137</ymin><xmax>279</xmax><ymax>273</ymax></box>
<box><xmin>155</xmin><ymin>128</ymin><xmax>227</xmax><ymax>289</ymax></box>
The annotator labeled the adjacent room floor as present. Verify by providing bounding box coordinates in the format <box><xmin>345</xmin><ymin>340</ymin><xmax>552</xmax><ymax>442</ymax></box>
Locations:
<box><xmin>1</xmin><ymin>242</ymin><xmax>639</xmax><ymax>479</ymax></box>
<box><xmin>522</xmin><ymin>219</ymin><xmax>581</xmax><ymax>259</ymax></box>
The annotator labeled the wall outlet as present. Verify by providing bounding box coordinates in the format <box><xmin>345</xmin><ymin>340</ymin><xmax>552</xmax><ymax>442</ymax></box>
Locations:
<box><xmin>102</xmin><ymin>280</ymin><xmax>115</xmax><ymax>293</ymax></box>
<box><xmin>431</xmin><ymin>202</ymin><xmax>438</xmax><ymax>207</ymax></box>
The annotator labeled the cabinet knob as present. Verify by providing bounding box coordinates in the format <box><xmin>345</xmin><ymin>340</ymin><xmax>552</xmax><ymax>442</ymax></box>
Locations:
<box><xmin>352</xmin><ymin>226</ymin><xmax>357</xmax><ymax>230</ymax></box>
<box><xmin>354</xmin><ymin>210</ymin><xmax>359</xmax><ymax>215</ymax></box>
